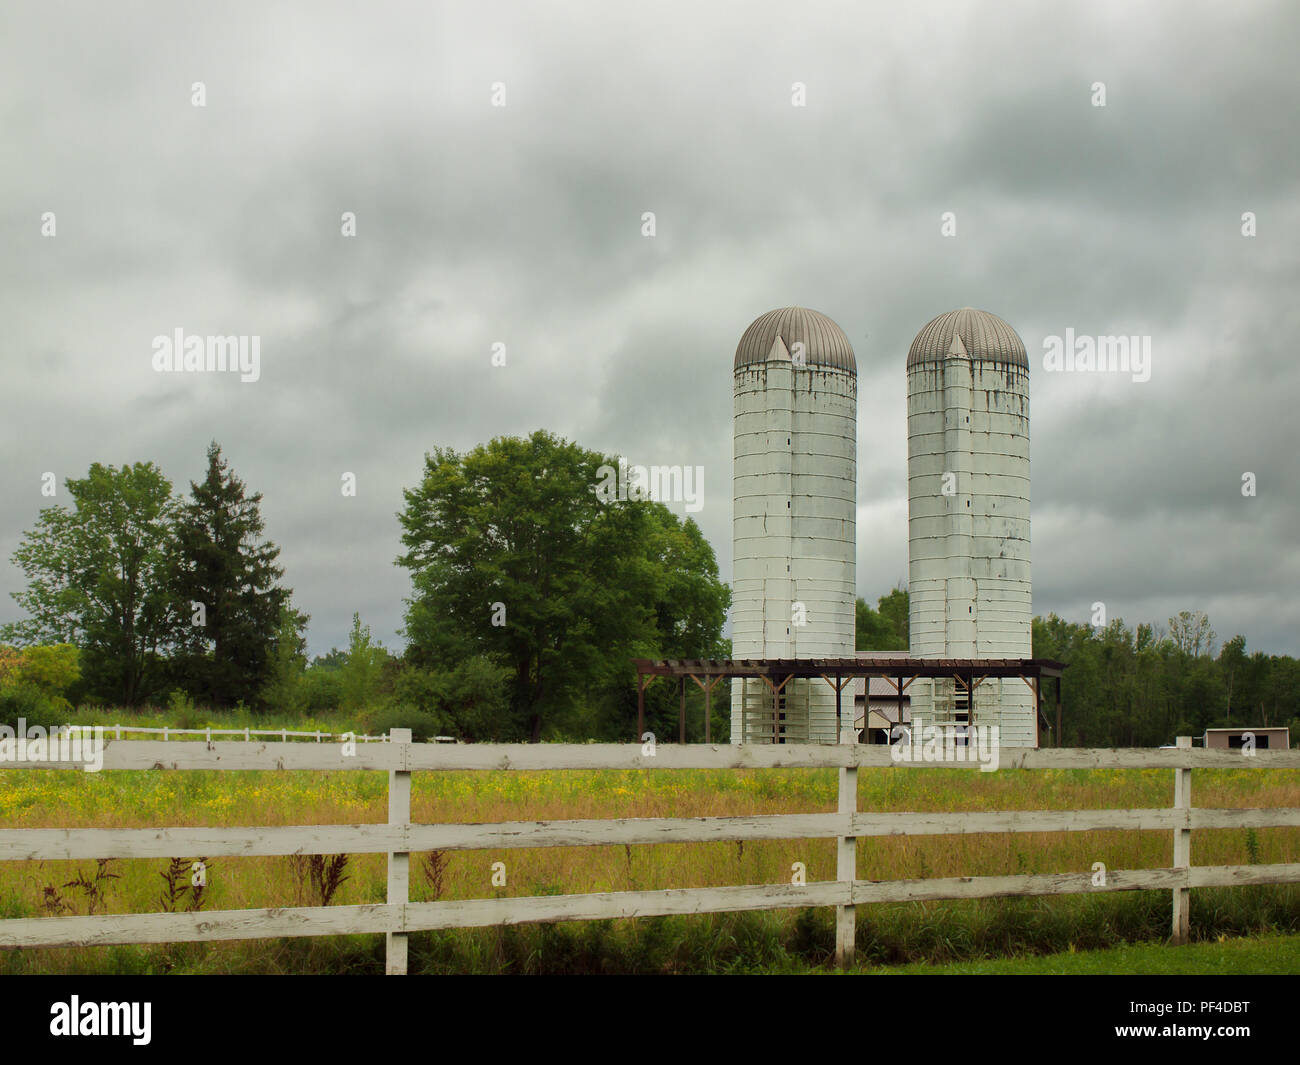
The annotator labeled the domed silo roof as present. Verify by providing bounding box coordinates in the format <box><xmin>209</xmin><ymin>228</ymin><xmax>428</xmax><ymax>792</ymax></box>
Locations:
<box><xmin>907</xmin><ymin>307</ymin><xmax>1027</xmax><ymax>370</ymax></box>
<box><xmin>734</xmin><ymin>307</ymin><xmax>856</xmax><ymax>374</ymax></box>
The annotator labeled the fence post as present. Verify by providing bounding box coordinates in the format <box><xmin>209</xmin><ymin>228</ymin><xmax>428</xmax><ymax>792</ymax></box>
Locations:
<box><xmin>1172</xmin><ymin>735</ymin><xmax>1192</xmax><ymax>944</ymax></box>
<box><xmin>836</xmin><ymin>726</ymin><xmax>858</xmax><ymax>968</ymax></box>
<box><xmin>387</xmin><ymin>728</ymin><xmax>412</xmax><ymax>974</ymax></box>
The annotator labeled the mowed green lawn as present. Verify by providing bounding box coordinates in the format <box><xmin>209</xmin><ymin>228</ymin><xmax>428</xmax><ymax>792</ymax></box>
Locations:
<box><xmin>750</xmin><ymin>932</ymin><xmax>1300</xmax><ymax>973</ymax></box>
<box><xmin>852</xmin><ymin>933</ymin><xmax>1300</xmax><ymax>975</ymax></box>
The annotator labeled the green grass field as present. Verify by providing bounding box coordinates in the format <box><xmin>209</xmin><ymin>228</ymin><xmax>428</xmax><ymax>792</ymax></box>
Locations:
<box><xmin>2</xmin><ymin>714</ymin><xmax>1299</xmax><ymax>973</ymax></box>
<box><xmin>860</xmin><ymin>932</ymin><xmax>1300</xmax><ymax>974</ymax></box>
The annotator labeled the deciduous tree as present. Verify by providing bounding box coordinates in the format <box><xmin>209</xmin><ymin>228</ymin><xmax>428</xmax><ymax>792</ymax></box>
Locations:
<box><xmin>2</xmin><ymin>462</ymin><xmax>183</xmax><ymax>705</ymax></box>
<box><xmin>397</xmin><ymin>431</ymin><xmax>730</xmax><ymax>741</ymax></box>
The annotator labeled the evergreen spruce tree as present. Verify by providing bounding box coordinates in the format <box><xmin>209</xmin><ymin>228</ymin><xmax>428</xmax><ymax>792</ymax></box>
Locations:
<box><xmin>172</xmin><ymin>442</ymin><xmax>302</xmax><ymax>707</ymax></box>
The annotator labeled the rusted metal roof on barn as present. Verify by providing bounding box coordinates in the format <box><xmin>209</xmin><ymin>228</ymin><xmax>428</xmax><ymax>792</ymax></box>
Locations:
<box><xmin>907</xmin><ymin>307</ymin><xmax>1028</xmax><ymax>370</ymax></box>
<box><xmin>734</xmin><ymin>306</ymin><xmax>857</xmax><ymax>374</ymax></box>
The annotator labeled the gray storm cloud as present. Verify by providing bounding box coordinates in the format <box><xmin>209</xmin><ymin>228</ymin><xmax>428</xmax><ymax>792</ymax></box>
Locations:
<box><xmin>1</xmin><ymin>0</ymin><xmax>1296</xmax><ymax>655</ymax></box>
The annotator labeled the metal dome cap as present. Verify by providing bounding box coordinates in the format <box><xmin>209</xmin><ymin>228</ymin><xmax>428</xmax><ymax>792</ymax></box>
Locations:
<box><xmin>907</xmin><ymin>307</ymin><xmax>1028</xmax><ymax>370</ymax></box>
<box><xmin>734</xmin><ymin>307</ymin><xmax>856</xmax><ymax>374</ymax></box>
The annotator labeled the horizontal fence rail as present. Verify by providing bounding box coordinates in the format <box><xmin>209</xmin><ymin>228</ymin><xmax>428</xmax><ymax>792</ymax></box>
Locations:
<box><xmin>11</xmin><ymin>740</ymin><xmax>1300</xmax><ymax>772</ymax></box>
<box><xmin>1</xmin><ymin>735</ymin><xmax>1298</xmax><ymax>969</ymax></box>
<box><xmin>58</xmin><ymin>725</ymin><xmax>390</xmax><ymax>743</ymax></box>
<box><xmin>7</xmin><ymin>808</ymin><xmax>1300</xmax><ymax>863</ymax></box>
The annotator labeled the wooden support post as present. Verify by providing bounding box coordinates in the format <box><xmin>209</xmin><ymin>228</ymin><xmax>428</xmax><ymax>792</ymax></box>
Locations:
<box><xmin>836</xmin><ymin>752</ymin><xmax>858</xmax><ymax>968</ymax></box>
<box><xmin>689</xmin><ymin>674</ymin><xmax>723</xmax><ymax>745</ymax></box>
<box><xmin>1023</xmin><ymin>675</ymin><xmax>1042</xmax><ymax>747</ymax></box>
<box><xmin>679</xmin><ymin>677</ymin><xmax>686</xmax><ymax>744</ymax></box>
<box><xmin>1055</xmin><ymin>677</ymin><xmax>1063</xmax><ymax>748</ymax></box>
<box><xmin>635</xmin><ymin>674</ymin><xmax>659</xmax><ymax>742</ymax></box>
<box><xmin>759</xmin><ymin>674</ymin><xmax>794</xmax><ymax>745</ymax></box>
<box><xmin>835</xmin><ymin>673</ymin><xmax>842</xmax><ymax>740</ymax></box>
<box><xmin>822</xmin><ymin>674</ymin><xmax>856</xmax><ymax>745</ymax></box>
<box><xmin>386</xmin><ymin>727</ymin><xmax>411</xmax><ymax>974</ymax></box>
<box><xmin>1172</xmin><ymin>735</ymin><xmax>1192</xmax><ymax>945</ymax></box>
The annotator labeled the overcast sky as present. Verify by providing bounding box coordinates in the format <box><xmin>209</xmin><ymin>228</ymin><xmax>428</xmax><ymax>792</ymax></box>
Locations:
<box><xmin>2</xmin><ymin>0</ymin><xmax>1298</xmax><ymax>659</ymax></box>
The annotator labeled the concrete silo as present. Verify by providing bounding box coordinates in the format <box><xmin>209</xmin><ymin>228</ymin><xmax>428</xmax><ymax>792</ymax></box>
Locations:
<box><xmin>731</xmin><ymin>307</ymin><xmax>857</xmax><ymax>743</ymax></box>
<box><xmin>906</xmin><ymin>308</ymin><xmax>1034</xmax><ymax>746</ymax></box>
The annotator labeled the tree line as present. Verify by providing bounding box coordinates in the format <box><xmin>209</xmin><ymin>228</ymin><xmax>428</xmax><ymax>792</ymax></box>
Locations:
<box><xmin>1</xmin><ymin>431</ymin><xmax>731</xmax><ymax>742</ymax></box>
<box><xmin>852</xmin><ymin>586</ymin><xmax>1300</xmax><ymax>746</ymax></box>
<box><xmin>4</xmin><ymin>434</ymin><xmax>1295</xmax><ymax>746</ymax></box>
<box><xmin>2</xmin><ymin>443</ymin><xmax>298</xmax><ymax>711</ymax></box>
<box><xmin>1033</xmin><ymin>611</ymin><xmax>1300</xmax><ymax>746</ymax></box>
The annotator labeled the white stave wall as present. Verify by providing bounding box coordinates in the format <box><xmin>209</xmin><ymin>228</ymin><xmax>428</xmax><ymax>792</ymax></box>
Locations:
<box><xmin>732</xmin><ymin>355</ymin><xmax>856</xmax><ymax>743</ymax></box>
<box><xmin>907</xmin><ymin>357</ymin><xmax>1034</xmax><ymax>746</ymax></box>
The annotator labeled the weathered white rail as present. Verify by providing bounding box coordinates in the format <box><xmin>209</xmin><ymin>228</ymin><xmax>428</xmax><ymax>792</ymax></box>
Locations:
<box><xmin>61</xmin><ymin>724</ymin><xmax>390</xmax><ymax>743</ymax></box>
<box><xmin>1</xmin><ymin>733</ymin><xmax>1298</xmax><ymax>970</ymax></box>
<box><xmin>23</xmin><ymin>738</ymin><xmax>1300</xmax><ymax>771</ymax></box>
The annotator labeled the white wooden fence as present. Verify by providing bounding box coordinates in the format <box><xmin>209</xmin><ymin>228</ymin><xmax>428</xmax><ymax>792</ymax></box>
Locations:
<box><xmin>1</xmin><ymin>732</ymin><xmax>1299</xmax><ymax>971</ymax></box>
<box><xmin>60</xmin><ymin>724</ymin><xmax>391</xmax><ymax>743</ymax></box>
